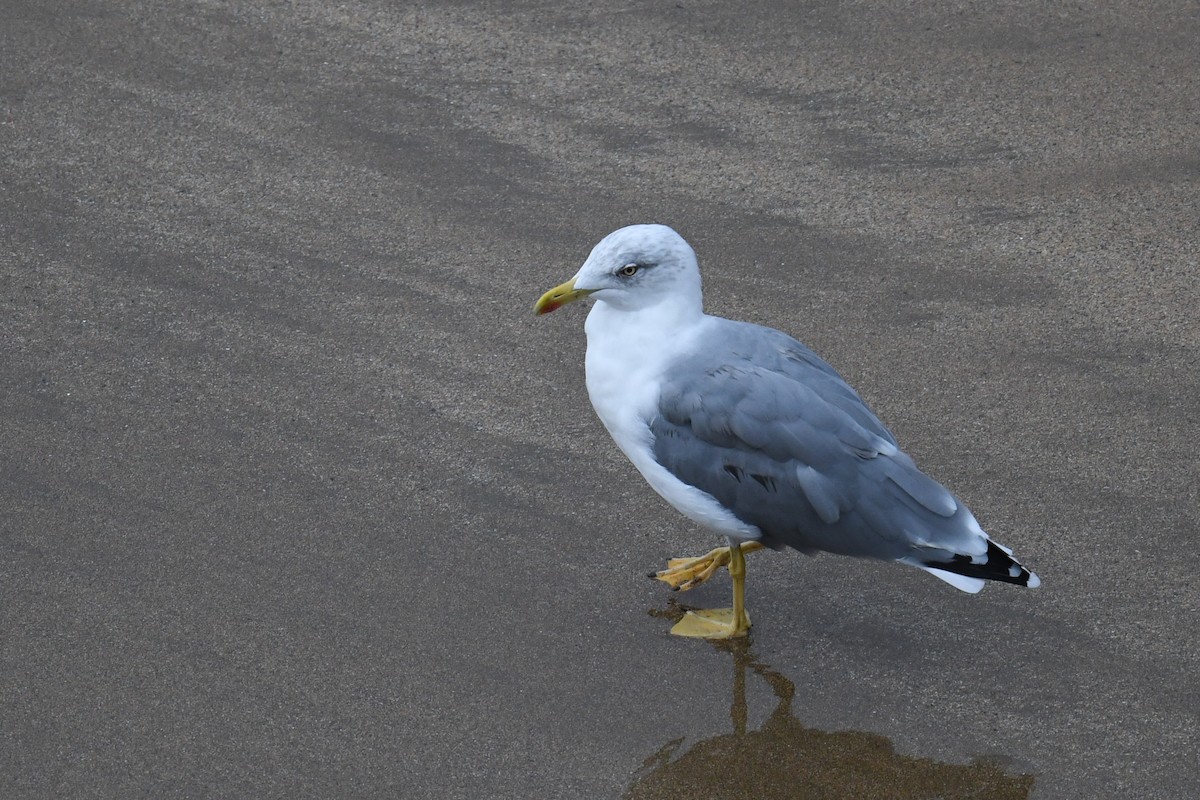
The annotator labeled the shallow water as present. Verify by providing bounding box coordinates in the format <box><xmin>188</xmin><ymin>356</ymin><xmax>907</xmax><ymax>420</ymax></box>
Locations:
<box><xmin>627</xmin><ymin>606</ymin><xmax>1034</xmax><ymax>799</ymax></box>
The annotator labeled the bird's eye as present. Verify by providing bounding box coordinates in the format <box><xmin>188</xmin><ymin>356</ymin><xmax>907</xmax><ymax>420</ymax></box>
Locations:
<box><xmin>618</xmin><ymin>263</ymin><xmax>640</xmax><ymax>277</ymax></box>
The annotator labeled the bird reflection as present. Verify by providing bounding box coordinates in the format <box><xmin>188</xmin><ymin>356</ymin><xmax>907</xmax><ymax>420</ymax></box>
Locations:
<box><xmin>627</xmin><ymin>605</ymin><xmax>1034</xmax><ymax>799</ymax></box>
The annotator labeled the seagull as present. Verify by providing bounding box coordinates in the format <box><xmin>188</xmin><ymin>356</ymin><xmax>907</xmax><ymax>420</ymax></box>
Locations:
<box><xmin>535</xmin><ymin>224</ymin><xmax>1040</xmax><ymax>639</ymax></box>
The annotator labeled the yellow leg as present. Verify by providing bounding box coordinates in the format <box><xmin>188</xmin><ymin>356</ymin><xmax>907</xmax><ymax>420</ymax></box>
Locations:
<box><xmin>668</xmin><ymin>540</ymin><xmax>753</xmax><ymax>639</ymax></box>
<box><xmin>650</xmin><ymin>541</ymin><xmax>764</xmax><ymax>591</ymax></box>
<box><xmin>730</xmin><ymin>540</ymin><xmax>748</xmax><ymax>630</ymax></box>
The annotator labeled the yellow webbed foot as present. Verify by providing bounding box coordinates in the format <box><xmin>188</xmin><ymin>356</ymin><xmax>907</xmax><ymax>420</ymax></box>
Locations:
<box><xmin>651</xmin><ymin>547</ymin><xmax>730</xmax><ymax>591</ymax></box>
<box><xmin>650</xmin><ymin>541</ymin><xmax>764</xmax><ymax>592</ymax></box>
<box><xmin>670</xmin><ymin>608</ymin><xmax>751</xmax><ymax>639</ymax></box>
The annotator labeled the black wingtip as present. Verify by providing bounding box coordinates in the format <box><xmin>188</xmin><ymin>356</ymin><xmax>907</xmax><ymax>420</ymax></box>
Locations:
<box><xmin>927</xmin><ymin>540</ymin><xmax>1040</xmax><ymax>588</ymax></box>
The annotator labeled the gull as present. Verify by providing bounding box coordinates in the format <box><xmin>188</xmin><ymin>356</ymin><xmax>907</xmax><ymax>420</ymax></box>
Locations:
<box><xmin>535</xmin><ymin>224</ymin><xmax>1040</xmax><ymax>638</ymax></box>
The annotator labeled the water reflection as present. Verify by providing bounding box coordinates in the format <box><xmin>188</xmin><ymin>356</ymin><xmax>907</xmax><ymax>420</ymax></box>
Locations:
<box><xmin>627</xmin><ymin>605</ymin><xmax>1034</xmax><ymax>799</ymax></box>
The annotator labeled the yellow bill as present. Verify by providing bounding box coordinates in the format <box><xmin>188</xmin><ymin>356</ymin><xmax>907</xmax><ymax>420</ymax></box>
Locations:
<box><xmin>534</xmin><ymin>277</ymin><xmax>595</xmax><ymax>315</ymax></box>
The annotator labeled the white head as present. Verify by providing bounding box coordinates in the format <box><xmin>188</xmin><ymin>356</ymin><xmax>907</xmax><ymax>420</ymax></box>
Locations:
<box><xmin>534</xmin><ymin>224</ymin><xmax>703</xmax><ymax>315</ymax></box>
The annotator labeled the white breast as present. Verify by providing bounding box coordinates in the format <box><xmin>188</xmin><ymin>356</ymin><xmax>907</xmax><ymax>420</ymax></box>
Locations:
<box><xmin>583</xmin><ymin>305</ymin><xmax>762</xmax><ymax>540</ymax></box>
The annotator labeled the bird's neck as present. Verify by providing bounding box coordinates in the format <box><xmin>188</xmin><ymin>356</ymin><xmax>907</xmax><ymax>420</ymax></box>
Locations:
<box><xmin>583</xmin><ymin>299</ymin><xmax>708</xmax><ymax>445</ymax></box>
<box><xmin>587</xmin><ymin>293</ymin><xmax>704</xmax><ymax>339</ymax></box>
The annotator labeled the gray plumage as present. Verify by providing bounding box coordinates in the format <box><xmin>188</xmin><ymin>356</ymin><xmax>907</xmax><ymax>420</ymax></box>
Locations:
<box><xmin>650</xmin><ymin>317</ymin><xmax>1036</xmax><ymax>586</ymax></box>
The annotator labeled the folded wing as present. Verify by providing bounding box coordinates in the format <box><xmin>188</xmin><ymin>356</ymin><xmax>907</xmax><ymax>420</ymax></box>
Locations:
<box><xmin>649</xmin><ymin>320</ymin><xmax>1039</xmax><ymax>590</ymax></box>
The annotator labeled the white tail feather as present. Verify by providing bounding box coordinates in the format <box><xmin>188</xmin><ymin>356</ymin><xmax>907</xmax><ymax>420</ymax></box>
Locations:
<box><xmin>918</xmin><ymin>565</ymin><xmax>986</xmax><ymax>593</ymax></box>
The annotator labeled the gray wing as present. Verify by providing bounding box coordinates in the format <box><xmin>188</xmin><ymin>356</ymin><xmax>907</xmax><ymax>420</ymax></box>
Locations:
<box><xmin>650</xmin><ymin>319</ymin><xmax>980</xmax><ymax>562</ymax></box>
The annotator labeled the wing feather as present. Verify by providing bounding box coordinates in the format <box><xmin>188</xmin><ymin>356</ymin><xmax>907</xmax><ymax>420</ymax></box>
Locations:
<box><xmin>650</xmin><ymin>319</ymin><xmax>973</xmax><ymax>560</ymax></box>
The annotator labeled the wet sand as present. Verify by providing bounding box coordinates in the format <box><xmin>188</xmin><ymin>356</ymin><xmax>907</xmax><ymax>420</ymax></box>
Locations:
<box><xmin>2</xmin><ymin>1</ymin><xmax>1197</xmax><ymax>797</ymax></box>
